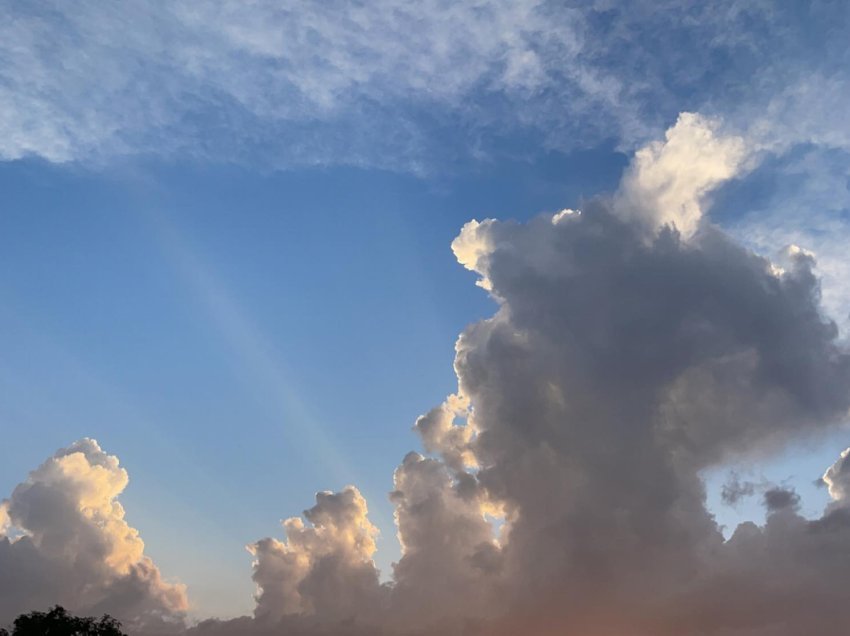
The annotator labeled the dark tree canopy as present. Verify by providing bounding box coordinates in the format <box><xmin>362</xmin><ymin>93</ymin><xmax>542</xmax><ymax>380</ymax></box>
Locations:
<box><xmin>0</xmin><ymin>606</ymin><xmax>127</xmax><ymax>636</ymax></box>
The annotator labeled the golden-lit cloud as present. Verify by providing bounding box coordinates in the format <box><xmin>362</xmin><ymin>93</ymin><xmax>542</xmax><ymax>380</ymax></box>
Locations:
<box><xmin>0</xmin><ymin>439</ymin><xmax>187</xmax><ymax>632</ymax></box>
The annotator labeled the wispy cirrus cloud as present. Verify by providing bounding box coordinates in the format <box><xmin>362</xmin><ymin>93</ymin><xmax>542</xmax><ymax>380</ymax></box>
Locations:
<box><xmin>2</xmin><ymin>1</ymin><xmax>848</xmax><ymax>172</ymax></box>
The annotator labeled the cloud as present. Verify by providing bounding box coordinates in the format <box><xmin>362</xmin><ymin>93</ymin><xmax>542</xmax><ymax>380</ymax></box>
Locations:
<box><xmin>0</xmin><ymin>0</ymin><xmax>589</xmax><ymax>169</ymax></box>
<box><xmin>720</xmin><ymin>472</ymin><xmax>757</xmax><ymax>506</ymax></box>
<box><xmin>763</xmin><ymin>487</ymin><xmax>801</xmax><ymax>513</ymax></box>
<box><xmin>0</xmin><ymin>439</ymin><xmax>187</xmax><ymax>632</ymax></box>
<box><xmin>614</xmin><ymin>112</ymin><xmax>747</xmax><ymax>238</ymax></box>
<box><xmin>823</xmin><ymin>447</ymin><xmax>850</xmax><ymax>505</ymax></box>
<box><xmin>412</xmin><ymin>393</ymin><xmax>476</xmax><ymax>473</ymax></box>
<box><xmin>724</xmin><ymin>145</ymin><xmax>850</xmax><ymax>332</ymax></box>
<box><xmin>388</xmin><ymin>451</ymin><xmax>499</xmax><ymax>626</ymax></box>
<box><xmin>3</xmin><ymin>114</ymin><xmax>848</xmax><ymax>635</ymax></box>
<box><xmin>248</xmin><ymin>486</ymin><xmax>384</xmax><ymax>624</ymax></box>
<box><xmin>194</xmin><ymin>116</ymin><xmax>850</xmax><ymax>635</ymax></box>
<box><xmin>2</xmin><ymin>2</ymin><xmax>849</xmax><ymax>173</ymax></box>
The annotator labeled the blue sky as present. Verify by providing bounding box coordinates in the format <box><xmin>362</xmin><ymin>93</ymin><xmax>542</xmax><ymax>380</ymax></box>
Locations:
<box><xmin>2</xmin><ymin>1</ymin><xmax>850</xmax><ymax>627</ymax></box>
<box><xmin>0</xmin><ymin>150</ymin><xmax>628</xmax><ymax>616</ymax></box>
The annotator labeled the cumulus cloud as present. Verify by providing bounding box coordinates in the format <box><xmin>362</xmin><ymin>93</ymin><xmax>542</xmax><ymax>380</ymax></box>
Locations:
<box><xmin>190</xmin><ymin>116</ymin><xmax>850</xmax><ymax>636</ymax></box>
<box><xmin>248</xmin><ymin>486</ymin><xmax>384</xmax><ymax>624</ymax></box>
<box><xmin>412</xmin><ymin>393</ymin><xmax>476</xmax><ymax>472</ymax></box>
<box><xmin>0</xmin><ymin>439</ymin><xmax>187</xmax><ymax>632</ymax></box>
<box><xmin>388</xmin><ymin>451</ymin><xmax>499</xmax><ymax>626</ymax></box>
<box><xmin>439</xmin><ymin>212</ymin><xmax>849</xmax><ymax>634</ymax></box>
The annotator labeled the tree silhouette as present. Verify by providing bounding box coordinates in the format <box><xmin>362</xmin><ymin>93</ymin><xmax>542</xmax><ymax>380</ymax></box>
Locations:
<box><xmin>0</xmin><ymin>606</ymin><xmax>127</xmax><ymax>636</ymax></box>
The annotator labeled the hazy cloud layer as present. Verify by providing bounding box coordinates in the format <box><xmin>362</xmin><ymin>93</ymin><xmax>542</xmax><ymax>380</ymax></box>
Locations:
<box><xmin>185</xmin><ymin>115</ymin><xmax>850</xmax><ymax>635</ymax></box>
<box><xmin>0</xmin><ymin>439</ymin><xmax>187</xmax><ymax>632</ymax></box>
<box><xmin>1</xmin><ymin>2</ymin><xmax>848</xmax><ymax>171</ymax></box>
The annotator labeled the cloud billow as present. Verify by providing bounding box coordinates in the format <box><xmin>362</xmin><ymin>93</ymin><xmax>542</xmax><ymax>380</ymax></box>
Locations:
<box><xmin>0</xmin><ymin>439</ymin><xmax>187</xmax><ymax>633</ymax></box>
<box><xmin>216</xmin><ymin>115</ymin><xmax>850</xmax><ymax>635</ymax></box>
<box><xmin>248</xmin><ymin>486</ymin><xmax>384</xmax><ymax>623</ymax></box>
<box><xmin>5</xmin><ymin>115</ymin><xmax>850</xmax><ymax>635</ymax></box>
<box><xmin>2</xmin><ymin>2</ymin><xmax>849</xmax><ymax>174</ymax></box>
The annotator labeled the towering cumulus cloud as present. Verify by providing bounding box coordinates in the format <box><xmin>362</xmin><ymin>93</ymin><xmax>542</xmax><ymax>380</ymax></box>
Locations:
<box><xmin>0</xmin><ymin>439</ymin><xmax>187</xmax><ymax>632</ymax></box>
<box><xmin>229</xmin><ymin>113</ymin><xmax>850</xmax><ymax>636</ymax></box>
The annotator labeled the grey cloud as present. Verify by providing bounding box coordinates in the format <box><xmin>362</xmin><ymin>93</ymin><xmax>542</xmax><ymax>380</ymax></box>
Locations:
<box><xmin>721</xmin><ymin>473</ymin><xmax>756</xmax><ymax>506</ymax></box>
<box><xmin>411</xmin><ymin>394</ymin><xmax>474</xmax><ymax>473</ymax></box>
<box><xmin>247</xmin><ymin>486</ymin><xmax>384</xmax><ymax>624</ymax></box>
<box><xmin>441</xmin><ymin>214</ymin><xmax>849</xmax><ymax>634</ymax></box>
<box><xmin>442</xmin><ymin>206</ymin><xmax>850</xmax><ymax>633</ymax></box>
<box><xmin>387</xmin><ymin>452</ymin><xmax>499</xmax><ymax>626</ymax></box>
<box><xmin>6</xmin><ymin>115</ymin><xmax>850</xmax><ymax>635</ymax></box>
<box><xmin>228</xmin><ymin>122</ymin><xmax>850</xmax><ymax>636</ymax></box>
<box><xmin>727</xmin><ymin>145</ymin><xmax>850</xmax><ymax>332</ymax></box>
<box><xmin>763</xmin><ymin>487</ymin><xmax>801</xmax><ymax>513</ymax></box>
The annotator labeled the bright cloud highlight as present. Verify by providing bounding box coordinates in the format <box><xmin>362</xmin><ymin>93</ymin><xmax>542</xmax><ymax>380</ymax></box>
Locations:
<box><xmin>0</xmin><ymin>439</ymin><xmax>187</xmax><ymax>633</ymax></box>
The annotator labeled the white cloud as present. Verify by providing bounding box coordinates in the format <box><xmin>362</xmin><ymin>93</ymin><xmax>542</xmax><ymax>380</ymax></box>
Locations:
<box><xmin>2</xmin><ymin>2</ymin><xmax>848</xmax><ymax>172</ymax></box>
<box><xmin>614</xmin><ymin>113</ymin><xmax>747</xmax><ymax>238</ymax></box>
<box><xmin>0</xmin><ymin>439</ymin><xmax>187</xmax><ymax>632</ymax></box>
<box><xmin>726</xmin><ymin>147</ymin><xmax>850</xmax><ymax>333</ymax></box>
<box><xmin>823</xmin><ymin>447</ymin><xmax>850</xmax><ymax>505</ymax></box>
<box><xmin>0</xmin><ymin>1</ymin><xmax>587</xmax><ymax>169</ymax></box>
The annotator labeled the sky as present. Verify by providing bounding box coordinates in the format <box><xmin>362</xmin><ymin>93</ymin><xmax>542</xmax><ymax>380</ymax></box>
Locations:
<box><xmin>2</xmin><ymin>2</ymin><xmax>850</xmax><ymax>635</ymax></box>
